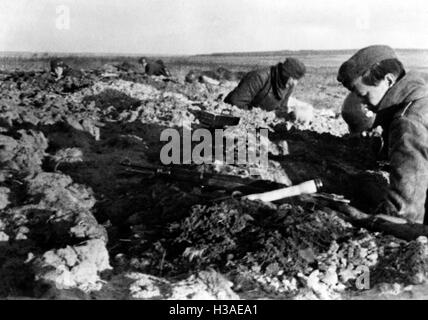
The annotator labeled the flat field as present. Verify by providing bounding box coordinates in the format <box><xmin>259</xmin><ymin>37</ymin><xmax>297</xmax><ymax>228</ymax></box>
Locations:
<box><xmin>2</xmin><ymin>49</ymin><xmax>427</xmax><ymax>112</ymax></box>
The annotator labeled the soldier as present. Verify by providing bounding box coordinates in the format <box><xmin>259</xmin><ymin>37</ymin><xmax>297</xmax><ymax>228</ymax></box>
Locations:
<box><xmin>50</xmin><ymin>58</ymin><xmax>84</xmax><ymax>80</ymax></box>
<box><xmin>223</xmin><ymin>58</ymin><xmax>306</xmax><ymax>112</ymax></box>
<box><xmin>337</xmin><ymin>45</ymin><xmax>428</xmax><ymax>224</ymax></box>
<box><xmin>139</xmin><ymin>57</ymin><xmax>171</xmax><ymax>77</ymax></box>
<box><xmin>50</xmin><ymin>58</ymin><xmax>71</xmax><ymax>80</ymax></box>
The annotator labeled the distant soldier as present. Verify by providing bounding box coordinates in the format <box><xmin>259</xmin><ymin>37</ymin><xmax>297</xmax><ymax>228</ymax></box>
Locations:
<box><xmin>139</xmin><ymin>57</ymin><xmax>171</xmax><ymax>77</ymax></box>
<box><xmin>50</xmin><ymin>58</ymin><xmax>71</xmax><ymax>80</ymax></box>
<box><xmin>224</xmin><ymin>58</ymin><xmax>306</xmax><ymax>112</ymax></box>
<box><xmin>50</xmin><ymin>58</ymin><xmax>84</xmax><ymax>80</ymax></box>
<box><xmin>184</xmin><ymin>70</ymin><xmax>199</xmax><ymax>83</ymax></box>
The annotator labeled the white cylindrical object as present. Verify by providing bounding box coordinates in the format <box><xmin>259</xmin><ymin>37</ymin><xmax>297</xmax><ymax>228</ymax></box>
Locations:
<box><xmin>244</xmin><ymin>179</ymin><xmax>322</xmax><ymax>203</ymax></box>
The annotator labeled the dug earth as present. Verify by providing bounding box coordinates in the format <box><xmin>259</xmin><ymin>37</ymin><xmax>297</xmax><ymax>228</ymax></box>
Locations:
<box><xmin>0</xmin><ymin>64</ymin><xmax>428</xmax><ymax>300</ymax></box>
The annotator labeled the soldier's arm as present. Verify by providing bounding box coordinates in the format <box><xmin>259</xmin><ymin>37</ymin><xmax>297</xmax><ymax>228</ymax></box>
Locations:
<box><xmin>377</xmin><ymin>115</ymin><xmax>428</xmax><ymax>223</ymax></box>
<box><xmin>224</xmin><ymin>71</ymin><xmax>265</xmax><ymax>109</ymax></box>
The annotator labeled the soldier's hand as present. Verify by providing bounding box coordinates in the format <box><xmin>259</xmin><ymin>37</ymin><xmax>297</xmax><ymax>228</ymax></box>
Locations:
<box><xmin>361</xmin><ymin>125</ymin><xmax>383</xmax><ymax>138</ymax></box>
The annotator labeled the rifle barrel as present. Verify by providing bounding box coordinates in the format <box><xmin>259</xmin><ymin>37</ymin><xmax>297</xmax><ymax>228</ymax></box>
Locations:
<box><xmin>120</xmin><ymin>160</ymin><xmax>285</xmax><ymax>192</ymax></box>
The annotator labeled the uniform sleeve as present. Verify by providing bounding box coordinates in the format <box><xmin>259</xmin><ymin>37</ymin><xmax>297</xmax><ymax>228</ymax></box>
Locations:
<box><xmin>376</xmin><ymin>115</ymin><xmax>428</xmax><ymax>223</ymax></box>
<box><xmin>224</xmin><ymin>71</ymin><xmax>265</xmax><ymax>109</ymax></box>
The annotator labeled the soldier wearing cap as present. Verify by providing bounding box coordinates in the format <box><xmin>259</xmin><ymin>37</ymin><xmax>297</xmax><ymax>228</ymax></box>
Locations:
<box><xmin>139</xmin><ymin>57</ymin><xmax>171</xmax><ymax>77</ymax></box>
<box><xmin>224</xmin><ymin>58</ymin><xmax>307</xmax><ymax>112</ymax></box>
<box><xmin>337</xmin><ymin>45</ymin><xmax>428</xmax><ymax>224</ymax></box>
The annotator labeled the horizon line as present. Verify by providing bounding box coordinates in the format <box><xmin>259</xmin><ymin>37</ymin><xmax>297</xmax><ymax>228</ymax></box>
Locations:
<box><xmin>1</xmin><ymin>47</ymin><xmax>428</xmax><ymax>58</ymax></box>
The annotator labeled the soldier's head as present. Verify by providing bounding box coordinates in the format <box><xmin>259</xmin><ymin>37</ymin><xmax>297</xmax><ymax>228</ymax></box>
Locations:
<box><xmin>280</xmin><ymin>58</ymin><xmax>306</xmax><ymax>87</ymax></box>
<box><xmin>185</xmin><ymin>70</ymin><xmax>198</xmax><ymax>83</ymax></box>
<box><xmin>338</xmin><ymin>45</ymin><xmax>405</xmax><ymax>111</ymax></box>
<box><xmin>138</xmin><ymin>57</ymin><xmax>148</xmax><ymax>67</ymax></box>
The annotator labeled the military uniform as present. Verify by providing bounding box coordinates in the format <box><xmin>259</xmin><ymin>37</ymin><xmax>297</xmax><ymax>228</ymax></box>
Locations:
<box><xmin>145</xmin><ymin>60</ymin><xmax>171</xmax><ymax>77</ymax></box>
<box><xmin>224</xmin><ymin>67</ymin><xmax>294</xmax><ymax>111</ymax></box>
<box><xmin>338</xmin><ymin>45</ymin><xmax>428</xmax><ymax>224</ymax></box>
<box><xmin>373</xmin><ymin>72</ymin><xmax>428</xmax><ymax>224</ymax></box>
<box><xmin>224</xmin><ymin>58</ymin><xmax>306</xmax><ymax>111</ymax></box>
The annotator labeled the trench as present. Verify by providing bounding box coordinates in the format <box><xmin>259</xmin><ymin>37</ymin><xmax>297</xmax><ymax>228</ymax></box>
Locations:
<box><xmin>1</xmin><ymin>68</ymin><xmax>425</xmax><ymax>300</ymax></box>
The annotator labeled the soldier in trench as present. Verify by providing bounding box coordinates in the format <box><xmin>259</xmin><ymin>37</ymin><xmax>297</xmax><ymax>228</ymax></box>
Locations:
<box><xmin>50</xmin><ymin>58</ymin><xmax>85</xmax><ymax>80</ymax></box>
<box><xmin>337</xmin><ymin>45</ymin><xmax>428</xmax><ymax>225</ymax></box>
<box><xmin>139</xmin><ymin>57</ymin><xmax>171</xmax><ymax>77</ymax></box>
<box><xmin>50</xmin><ymin>58</ymin><xmax>72</xmax><ymax>80</ymax></box>
<box><xmin>223</xmin><ymin>58</ymin><xmax>307</xmax><ymax>122</ymax></box>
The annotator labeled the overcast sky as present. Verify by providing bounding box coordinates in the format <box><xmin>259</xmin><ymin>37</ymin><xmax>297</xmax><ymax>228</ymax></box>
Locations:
<box><xmin>1</xmin><ymin>0</ymin><xmax>428</xmax><ymax>55</ymax></box>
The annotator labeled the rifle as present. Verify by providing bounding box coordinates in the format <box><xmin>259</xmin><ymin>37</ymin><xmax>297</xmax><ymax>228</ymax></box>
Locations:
<box><xmin>120</xmin><ymin>159</ymin><xmax>286</xmax><ymax>194</ymax></box>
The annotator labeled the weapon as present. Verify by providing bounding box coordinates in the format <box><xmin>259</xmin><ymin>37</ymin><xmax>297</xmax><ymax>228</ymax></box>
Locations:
<box><xmin>120</xmin><ymin>159</ymin><xmax>285</xmax><ymax>194</ymax></box>
<box><xmin>120</xmin><ymin>160</ymin><xmax>326</xmax><ymax>203</ymax></box>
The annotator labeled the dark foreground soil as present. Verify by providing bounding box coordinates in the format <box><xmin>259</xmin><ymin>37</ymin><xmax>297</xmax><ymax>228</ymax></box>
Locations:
<box><xmin>1</xmin><ymin>65</ymin><xmax>428</xmax><ymax>300</ymax></box>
